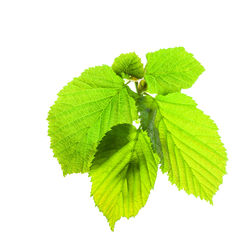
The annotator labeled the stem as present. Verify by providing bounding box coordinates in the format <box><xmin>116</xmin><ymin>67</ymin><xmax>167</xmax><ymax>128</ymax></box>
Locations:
<box><xmin>125</xmin><ymin>80</ymin><xmax>131</xmax><ymax>85</ymax></box>
<box><xmin>135</xmin><ymin>81</ymin><xmax>139</xmax><ymax>93</ymax></box>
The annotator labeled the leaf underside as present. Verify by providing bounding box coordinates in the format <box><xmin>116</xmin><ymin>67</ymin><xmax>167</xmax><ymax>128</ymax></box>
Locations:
<box><xmin>136</xmin><ymin>95</ymin><xmax>163</xmax><ymax>159</ymax></box>
<box><xmin>145</xmin><ymin>47</ymin><xmax>205</xmax><ymax>94</ymax></box>
<box><xmin>48</xmin><ymin>65</ymin><xmax>137</xmax><ymax>175</ymax></box>
<box><xmin>90</xmin><ymin>124</ymin><xmax>159</xmax><ymax>230</ymax></box>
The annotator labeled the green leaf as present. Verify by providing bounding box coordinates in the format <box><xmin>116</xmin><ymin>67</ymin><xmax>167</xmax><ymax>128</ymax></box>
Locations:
<box><xmin>145</xmin><ymin>47</ymin><xmax>205</xmax><ymax>94</ymax></box>
<box><xmin>140</xmin><ymin>93</ymin><xmax>227</xmax><ymax>203</ymax></box>
<box><xmin>48</xmin><ymin>65</ymin><xmax>138</xmax><ymax>175</ymax></box>
<box><xmin>90</xmin><ymin>124</ymin><xmax>159</xmax><ymax>231</ymax></box>
<box><xmin>112</xmin><ymin>52</ymin><xmax>144</xmax><ymax>79</ymax></box>
<box><xmin>136</xmin><ymin>95</ymin><xmax>163</xmax><ymax>159</ymax></box>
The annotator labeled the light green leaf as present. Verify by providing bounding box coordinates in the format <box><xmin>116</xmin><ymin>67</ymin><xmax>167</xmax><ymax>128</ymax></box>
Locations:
<box><xmin>112</xmin><ymin>52</ymin><xmax>144</xmax><ymax>79</ymax></box>
<box><xmin>145</xmin><ymin>47</ymin><xmax>205</xmax><ymax>94</ymax></box>
<box><xmin>136</xmin><ymin>95</ymin><xmax>162</xmax><ymax>159</ymax></box>
<box><xmin>140</xmin><ymin>93</ymin><xmax>227</xmax><ymax>203</ymax></box>
<box><xmin>90</xmin><ymin>124</ymin><xmax>159</xmax><ymax>231</ymax></box>
<box><xmin>48</xmin><ymin>66</ymin><xmax>138</xmax><ymax>175</ymax></box>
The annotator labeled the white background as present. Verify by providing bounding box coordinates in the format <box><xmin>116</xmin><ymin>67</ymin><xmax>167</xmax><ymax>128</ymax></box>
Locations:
<box><xmin>1</xmin><ymin>0</ymin><xmax>249</xmax><ymax>249</ymax></box>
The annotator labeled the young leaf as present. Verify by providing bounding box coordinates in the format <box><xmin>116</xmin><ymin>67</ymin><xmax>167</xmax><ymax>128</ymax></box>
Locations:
<box><xmin>139</xmin><ymin>93</ymin><xmax>227</xmax><ymax>203</ymax></box>
<box><xmin>112</xmin><ymin>52</ymin><xmax>144</xmax><ymax>79</ymax></box>
<box><xmin>136</xmin><ymin>95</ymin><xmax>163</xmax><ymax>159</ymax></box>
<box><xmin>48</xmin><ymin>65</ymin><xmax>138</xmax><ymax>175</ymax></box>
<box><xmin>145</xmin><ymin>47</ymin><xmax>205</xmax><ymax>94</ymax></box>
<box><xmin>90</xmin><ymin>124</ymin><xmax>159</xmax><ymax>231</ymax></box>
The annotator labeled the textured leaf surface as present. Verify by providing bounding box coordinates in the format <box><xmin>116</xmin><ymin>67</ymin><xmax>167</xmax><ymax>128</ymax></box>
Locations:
<box><xmin>140</xmin><ymin>93</ymin><xmax>227</xmax><ymax>203</ymax></box>
<box><xmin>112</xmin><ymin>52</ymin><xmax>144</xmax><ymax>79</ymax></box>
<box><xmin>90</xmin><ymin>124</ymin><xmax>159</xmax><ymax>230</ymax></box>
<box><xmin>48</xmin><ymin>66</ymin><xmax>137</xmax><ymax>175</ymax></box>
<box><xmin>145</xmin><ymin>47</ymin><xmax>205</xmax><ymax>94</ymax></box>
<box><xmin>136</xmin><ymin>95</ymin><xmax>162</xmax><ymax>159</ymax></box>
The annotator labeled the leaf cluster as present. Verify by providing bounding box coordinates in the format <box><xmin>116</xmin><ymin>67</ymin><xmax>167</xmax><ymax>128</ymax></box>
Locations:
<box><xmin>48</xmin><ymin>48</ymin><xmax>227</xmax><ymax>230</ymax></box>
